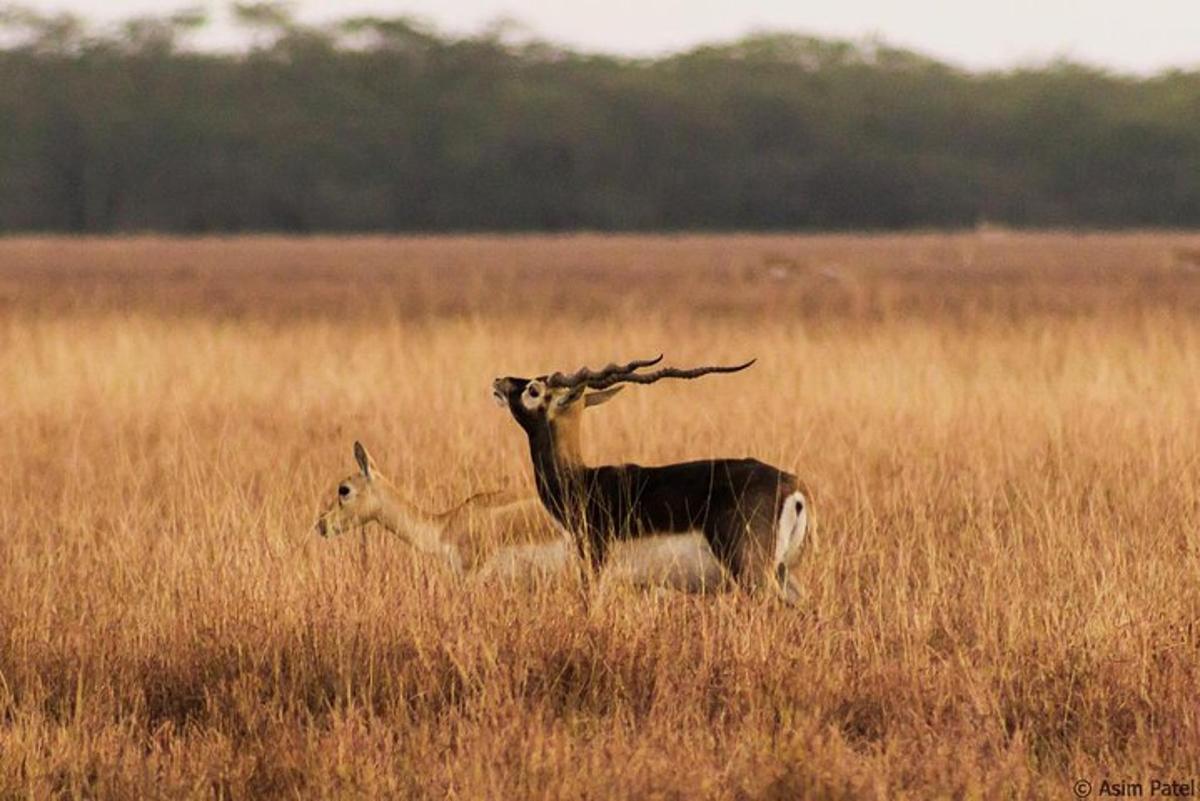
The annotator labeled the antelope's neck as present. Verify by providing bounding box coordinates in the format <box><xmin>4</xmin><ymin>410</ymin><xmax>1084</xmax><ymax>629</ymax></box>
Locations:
<box><xmin>549</xmin><ymin>412</ymin><xmax>585</xmax><ymax>466</ymax></box>
<box><xmin>373</xmin><ymin>482</ymin><xmax>465</xmax><ymax>573</ymax></box>
<box><xmin>528</xmin><ymin>417</ymin><xmax>587</xmax><ymax>521</ymax></box>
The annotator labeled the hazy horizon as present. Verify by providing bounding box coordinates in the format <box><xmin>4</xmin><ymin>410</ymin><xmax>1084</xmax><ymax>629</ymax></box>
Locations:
<box><xmin>9</xmin><ymin>0</ymin><xmax>1200</xmax><ymax>75</ymax></box>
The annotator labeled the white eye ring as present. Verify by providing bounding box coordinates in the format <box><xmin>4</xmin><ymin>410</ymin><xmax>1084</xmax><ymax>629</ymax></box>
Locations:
<box><xmin>520</xmin><ymin>383</ymin><xmax>545</xmax><ymax>410</ymax></box>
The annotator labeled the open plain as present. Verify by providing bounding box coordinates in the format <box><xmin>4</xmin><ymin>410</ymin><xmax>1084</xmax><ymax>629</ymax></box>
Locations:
<box><xmin>1</xmin><ymin>233</ymin><xmax>1199</xmax><ymax>799</ymax></box>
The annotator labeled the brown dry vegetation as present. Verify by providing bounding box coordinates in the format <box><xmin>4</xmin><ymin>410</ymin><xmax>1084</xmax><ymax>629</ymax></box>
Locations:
<box><xmin>2</xmin><ymin>232</ymin><xmax>1200</xmax><ymax>799</ymax></box>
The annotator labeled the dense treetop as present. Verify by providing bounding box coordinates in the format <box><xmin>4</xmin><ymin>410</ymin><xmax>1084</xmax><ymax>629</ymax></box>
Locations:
<box><xmin>2</xmin><ymin>3</ymin><xmax>1198</xmax><ymax>232</ymax></box>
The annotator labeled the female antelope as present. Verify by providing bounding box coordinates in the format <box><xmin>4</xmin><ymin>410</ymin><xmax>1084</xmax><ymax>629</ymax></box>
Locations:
<box><xmin>313</xmin><ymin>441</ymin><xmax>728</xmax><ymax>591</ymax></box>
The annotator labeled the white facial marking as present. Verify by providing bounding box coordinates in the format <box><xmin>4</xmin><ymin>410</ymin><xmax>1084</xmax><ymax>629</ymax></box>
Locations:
<box><xmin>492</xmin><ymin>390</ymin><xmax>507</xmax><ymax>408</ymax></box>
<box><xmin>521</xmin><ymin>381</ymin><xmax>545</xmax><ymax>411</ymax></box>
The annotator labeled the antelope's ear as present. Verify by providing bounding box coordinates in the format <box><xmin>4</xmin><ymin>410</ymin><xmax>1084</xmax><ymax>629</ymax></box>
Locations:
<box><xmin>584</xmin><ymin>386</ymin><xmax>624</xmax><ymax>407</ymax></box>
<box><xmin>554</xmin><ymin>385</ymin><xmax>587</xmax><ymax>408</ymax></box>
<box><xmin>353</xmin><ymin>441</ymin><xmax>375</xmax><ymax>480</ymax></box>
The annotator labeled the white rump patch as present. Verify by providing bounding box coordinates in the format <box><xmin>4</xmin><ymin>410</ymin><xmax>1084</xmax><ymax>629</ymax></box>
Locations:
<box><xmin>774</xmin><ymin>491</ymin><xmax>808</xmax><ymax>568</ymax></box>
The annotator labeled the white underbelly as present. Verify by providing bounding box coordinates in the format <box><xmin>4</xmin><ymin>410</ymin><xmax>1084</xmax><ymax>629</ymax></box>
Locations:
<box><xmin>473</xmin><ymin>532</ymin><xmax>727</xmax><ymax>594</ymax></box>
<box><xmin>603</xmin><ymin>532</ymin><xmax>727</xmax><ymax>593</ymax></box>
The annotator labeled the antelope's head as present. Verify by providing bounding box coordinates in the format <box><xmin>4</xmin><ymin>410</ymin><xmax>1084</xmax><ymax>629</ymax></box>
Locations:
<box><xmin>313</xmin><ymin>441</ymin><xmax>384</xmax><ymax>538</ymax></box>
<box><xmin>492</xmin><ymin>355</ymin><xmax>756</xmax><ymax>440</ymax></box>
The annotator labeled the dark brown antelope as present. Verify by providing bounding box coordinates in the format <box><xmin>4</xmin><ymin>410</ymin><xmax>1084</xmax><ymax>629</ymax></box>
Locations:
<box><xmin>492</xmin><ymin>356</ymin><xmax>810</xmax><ymax>602</ymax></box>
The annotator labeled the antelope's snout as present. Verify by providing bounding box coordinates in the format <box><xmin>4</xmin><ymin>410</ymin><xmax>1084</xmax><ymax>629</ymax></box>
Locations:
<box><xmin>493</xmin><ymin>377</ymin><xmax>524</xmax><ymax>407</ymax></box>
<box><xmin>314</xmin><ymin>506</ymin><xmax>356</xmax><ymax>538</ymax></box>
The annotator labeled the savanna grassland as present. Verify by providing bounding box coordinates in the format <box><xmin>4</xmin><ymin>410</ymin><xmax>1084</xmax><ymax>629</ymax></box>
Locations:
<box><xmin>2</xmin><ymin>233</ymin><xmax>1200</xmax><ymax>799</ymax></box>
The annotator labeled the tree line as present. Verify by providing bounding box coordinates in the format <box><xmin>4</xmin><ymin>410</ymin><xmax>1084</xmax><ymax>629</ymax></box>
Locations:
<box><xmin>1</xmin><ymin>3</ymin><xmax>1198</xmax><ymax>232</ymax></box>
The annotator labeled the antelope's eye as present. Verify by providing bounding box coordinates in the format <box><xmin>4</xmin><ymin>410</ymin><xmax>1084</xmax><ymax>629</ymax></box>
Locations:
<box><xmin>527</xmin><ymin>385</ymin><xmax>540</xmax><ymax>399</ymax></box>
<box><xmin>338</xmin><ymin>485</ymin><xmax>351</xmax><ymax>498</ymax></box>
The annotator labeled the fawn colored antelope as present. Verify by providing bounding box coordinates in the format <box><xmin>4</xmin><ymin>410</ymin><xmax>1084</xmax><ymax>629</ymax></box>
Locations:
<box><xmin>313</xmin><ymin>441</ymin><xmax>728</xmax><ymax>591</ymax></box>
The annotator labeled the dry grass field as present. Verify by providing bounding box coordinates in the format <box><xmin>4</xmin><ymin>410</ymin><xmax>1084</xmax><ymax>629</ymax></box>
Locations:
<box><xmin>2</xmin><ymin>232</ymin><xmax>1200</xmax><ymax>799</ymax></box>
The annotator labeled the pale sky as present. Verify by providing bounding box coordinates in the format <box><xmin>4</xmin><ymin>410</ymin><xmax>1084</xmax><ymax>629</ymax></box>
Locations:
<box><xmin>17</xmin><ymin>0</ymin><xmax>1200</xmax><ymax>74</ymax></box>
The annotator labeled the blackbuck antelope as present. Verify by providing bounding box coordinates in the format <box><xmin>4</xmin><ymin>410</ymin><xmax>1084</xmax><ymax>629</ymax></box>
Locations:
<box><xmin>492</xmin><ymin>356</ymin><xmax>810</xmax><ymax>602</ymax></box>
<box><xmin>313</xmin><ymin>441</ymin><xmax>728</xmax><ymax>591</ymax></box>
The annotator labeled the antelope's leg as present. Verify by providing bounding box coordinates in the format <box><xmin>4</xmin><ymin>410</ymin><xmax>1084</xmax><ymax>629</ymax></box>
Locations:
<box><xmin>713</xmin><ymin>499</ymin><xmax>787</xmax><ymax>598</ymax></box>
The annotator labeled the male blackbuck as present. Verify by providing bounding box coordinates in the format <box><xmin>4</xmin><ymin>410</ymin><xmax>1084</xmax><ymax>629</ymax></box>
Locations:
<box><xmin>492</xmin><ymin>356</ymin><xmax>810</xmax><ymax>602</ymax></box>
<box><xmin>313</xmin><ymin>441</ymin><xmax>727</xmax><ymax>591</ymax></box>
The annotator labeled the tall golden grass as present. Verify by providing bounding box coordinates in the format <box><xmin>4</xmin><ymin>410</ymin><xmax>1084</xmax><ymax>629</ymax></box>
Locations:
<box><xmin>1</xmin><ymin>233</ymin><xmax>1199</xmax><ymax>799</ymax></box>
